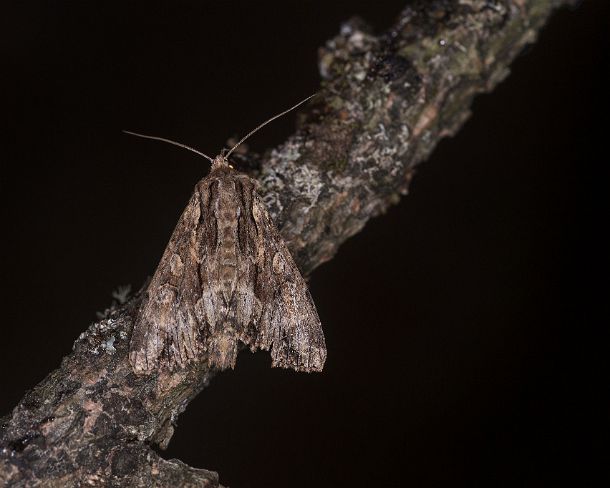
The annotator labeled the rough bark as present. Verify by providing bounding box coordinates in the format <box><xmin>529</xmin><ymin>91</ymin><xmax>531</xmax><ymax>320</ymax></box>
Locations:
<box><xmin>0</xmin><ymin>1</ymin><xmax>575</xmax><ymax>486</ymax></box>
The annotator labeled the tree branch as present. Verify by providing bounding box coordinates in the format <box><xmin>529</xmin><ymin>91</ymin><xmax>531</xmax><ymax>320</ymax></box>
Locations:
<box><xmin>0</xmin><ymin>1</ymin><xmax>575</xmax><ymax>486</ymax></box>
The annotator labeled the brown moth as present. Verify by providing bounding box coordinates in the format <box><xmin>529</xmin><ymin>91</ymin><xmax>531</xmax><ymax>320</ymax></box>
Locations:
<box><xmin>125</xmin><ymin>95</ymin><xmax>326</xmax><ymax>374</ymax></box>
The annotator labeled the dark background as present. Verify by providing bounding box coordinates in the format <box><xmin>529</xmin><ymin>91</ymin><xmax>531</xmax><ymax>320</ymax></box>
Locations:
<box><xmin>1</xmin><ymin>1</ymin><xmax>607</xmax><ymax>486</ymax></box>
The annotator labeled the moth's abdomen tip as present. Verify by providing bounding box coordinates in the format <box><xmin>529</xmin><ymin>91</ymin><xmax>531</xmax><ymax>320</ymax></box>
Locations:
<box><xmin>130</xmin><ymin>361</ymin><xmax>148</xmax><ymax>375</ymax></box>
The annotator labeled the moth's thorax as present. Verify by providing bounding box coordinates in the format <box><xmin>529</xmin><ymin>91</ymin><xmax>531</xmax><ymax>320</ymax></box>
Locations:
<box><xmin>207</xmin><ymin>171</ymin><xmax>243</xmax><ymax>303</ymax></box>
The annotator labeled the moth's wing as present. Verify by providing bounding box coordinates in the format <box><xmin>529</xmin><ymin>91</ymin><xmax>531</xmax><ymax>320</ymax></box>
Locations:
<box><xmin>129</xmin><ymin>183</ymin><xmax>211</xmax><ymax>373</ymax></box>
<box><xmin>242</xmin><ymin>191</ymin><xmax>327</xmax><ymax>372</ymax></box>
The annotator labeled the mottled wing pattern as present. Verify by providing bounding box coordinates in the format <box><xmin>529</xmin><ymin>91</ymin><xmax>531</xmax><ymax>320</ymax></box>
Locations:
<box><xmin>129</xmin><ymin>186</ymin><xmax>208</xmax><ymax>373</ymax></box>
<box><xmin>245</xmin><ymin>189</ymin><xmax>326</xmax><ymax>372</ymax></box>
<box><xmin>129</xmin><ymin>166</ymin><xmax>326</xmax><ymax>374</ymax></box>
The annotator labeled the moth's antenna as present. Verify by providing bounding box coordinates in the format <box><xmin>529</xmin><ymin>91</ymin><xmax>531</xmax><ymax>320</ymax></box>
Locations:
<box><xmin>122</xmin><ymin>130</ymin><xmax>214</xmax><ymax>162</ymax></box>
<box><xmin>225</xmin><ymin>93</ymin><xmax>317</xmax><ymax>159</ymax></box>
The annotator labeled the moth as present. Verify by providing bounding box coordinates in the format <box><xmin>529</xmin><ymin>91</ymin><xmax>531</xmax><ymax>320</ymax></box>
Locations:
<box><xmin>125</xmin><ymin>95</ymin><xmax>326</xmax><ymax>374</ymax></box>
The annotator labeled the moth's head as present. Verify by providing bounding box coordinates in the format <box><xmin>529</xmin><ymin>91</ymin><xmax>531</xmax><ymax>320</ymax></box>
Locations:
<box><xmin>211</xmin><ymin>153</ymin><xmax>235</xmax><ymax>172</ymax></box>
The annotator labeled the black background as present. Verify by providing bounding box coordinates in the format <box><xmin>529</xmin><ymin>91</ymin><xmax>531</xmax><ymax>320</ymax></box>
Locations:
<box><xmin>1</xmin><ymin>1</ymin><xmax>607</xmax><ymax>487</ymax></box>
